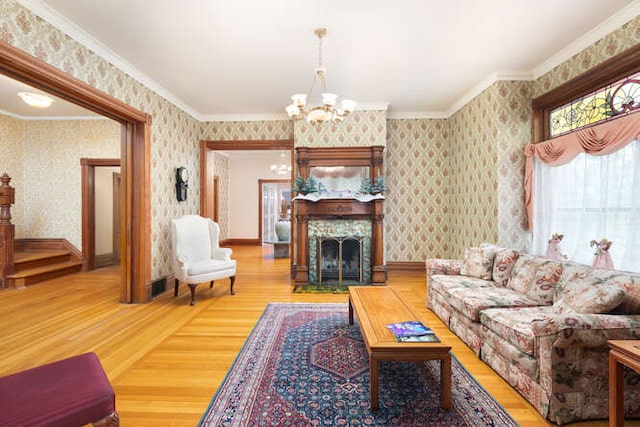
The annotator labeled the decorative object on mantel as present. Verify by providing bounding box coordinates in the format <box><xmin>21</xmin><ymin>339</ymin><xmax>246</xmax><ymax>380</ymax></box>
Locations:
<box><xmin>285</xmin><ymin>28</ymin><xmax>356</xmax><ymax>124</ymax></box>
<box><xmin>360</xmin><ymin>176</ymin><xmax>387</xmax><ymax>195</ymax></box>
<box><xmin>270</xmin><ymin>153</ymin><xmax>291</xmax><ymax>175</ymax></box>
<box><xmin>293</xmin><ymin>175</ymin><xmax>318</xmax><ymax>195</ymax></box>
<box><xmin>545</xmin><ymin>233</ymin><xmax>567</xmax><ymax>261</ymax></box>
<box><xmin>590</xmin><ymin>238</ymin><xmax>614</xmax><ymax>269</ymax></box>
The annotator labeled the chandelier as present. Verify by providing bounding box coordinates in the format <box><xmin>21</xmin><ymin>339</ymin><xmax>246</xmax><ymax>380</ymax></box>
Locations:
<box><xmin>285</xmin><ymin>28</ymin><xmax>356</xmax><ymax>124</ymax></box>
<box><xmin>270</xmin><ymin>153</ymin><xmax>292</xmax><ymax>175</ymax></box>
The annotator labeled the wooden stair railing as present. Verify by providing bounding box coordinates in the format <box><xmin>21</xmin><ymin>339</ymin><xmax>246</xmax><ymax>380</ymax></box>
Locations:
<box><xmin>0</xmin><ymin>173</ymin><xmax>15</xmax><ymax>288</ymax></box>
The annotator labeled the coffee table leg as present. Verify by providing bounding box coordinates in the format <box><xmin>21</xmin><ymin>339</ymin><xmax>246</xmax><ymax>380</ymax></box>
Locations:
<box><xmin>348</xmin><ymin>296</ymin><xmax>354</xmax><ymax>325</ymax></box>
<box><xmin>441</xmin><ymin>354</ymin><xmax>451</xmax><ymax>409</ymax></box>
<box><xmin>370</xmin><ymin>355</ymin><xmax>379</xmax><ymax>410</ymax></box>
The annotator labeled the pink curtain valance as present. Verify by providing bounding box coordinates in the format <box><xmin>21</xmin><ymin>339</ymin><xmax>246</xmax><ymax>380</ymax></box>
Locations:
<box><xmin>524</xmin><ymin>111</ymin><xmax>640</xmax><ymax>230</ymax></box>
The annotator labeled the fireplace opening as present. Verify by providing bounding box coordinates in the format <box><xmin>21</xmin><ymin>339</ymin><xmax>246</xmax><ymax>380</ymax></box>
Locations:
<box><xmin>317</xmin><ymin>236</ymin><xmax>363</xmax><ymax>285</ymax></box>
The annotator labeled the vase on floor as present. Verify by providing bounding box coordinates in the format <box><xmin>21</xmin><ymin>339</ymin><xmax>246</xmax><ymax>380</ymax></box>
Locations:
<box><xmin>275</xmin><ymin>220</ymin><xmax>290</xmax><ymax>242</ymax></box>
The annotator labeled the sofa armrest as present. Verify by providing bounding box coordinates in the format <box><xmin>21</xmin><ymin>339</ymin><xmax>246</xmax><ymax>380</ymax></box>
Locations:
<box><xmin>532</xmin><ymin>313</ymin><xmax>640</xmax><ymax>347</ymax></box>
<box><xmin>426</xmin><ymin>259</ymin><xmax>463</xmax><ymax>277</ymax></box>
<box><xmin>532</xmin><ymin>313</ymin><xmax>640</xmax><ymax>423</ymax></box>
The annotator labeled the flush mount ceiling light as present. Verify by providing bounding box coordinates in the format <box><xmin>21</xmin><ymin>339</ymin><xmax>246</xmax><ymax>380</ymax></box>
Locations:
<box><xmin>271</xmin><ymin>153</ymin><xmax>292</xmax><ymax>175</ymax></box>
<box><xmin>18</xmin><ymin>92</ymin><xmax>54</xmax><ymax>108</ymax></box>
<box><xmin>285</xmin><ymin>28</ymin><xmax>355</xmax><ymax>125</ymax></box>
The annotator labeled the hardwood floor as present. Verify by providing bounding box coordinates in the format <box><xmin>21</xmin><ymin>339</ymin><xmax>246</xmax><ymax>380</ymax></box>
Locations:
<box><xmin>0</xmin><ymin>245</ymin><xmax>634</xmax><ymax>426</ymax></box>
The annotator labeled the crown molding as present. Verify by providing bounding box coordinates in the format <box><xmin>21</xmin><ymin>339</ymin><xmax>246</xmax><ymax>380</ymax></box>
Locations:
<box><xmin>201</xmin><ymin>103</ymin><xmax>389</xmax><ymax>122</ymax></box>
<box><xmin>0</xmin><ymin>108</ymin><xmax>107</xmax><ymax>121</ymax></box>
<box><xmin>532</xmin><ymin>0</ymin><xmax>640</xmax><ymax>79</ymax></box>
<box><xmin>201</xmin><ymin>113</ymin><xmax>290</xmax><ymax>122</ymax></box>
<box><xmin>445</xmin><ymin>70</ymin><xmax>534</xmax><ymax>117</ymax></box>
<box><xmin>15</xmin><ymin>0</ymin><xmax>639</xmax><ymax>123</ymax></box>
<box><xmin>14</xmin><ymin>0</ymin><xmax>201</xmax><ymax>120</ymax></box>
<box><xmin>387</xmin><ymin>111</ymin><xmax>448</xmax><ymax>120</ymax></box>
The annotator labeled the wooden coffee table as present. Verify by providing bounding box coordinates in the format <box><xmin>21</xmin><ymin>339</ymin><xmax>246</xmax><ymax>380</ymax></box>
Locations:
<box><xmin>608</xmin><ymin>340</ymin><xmax>640</xmax><ymax>427</ymax></box>
<box><xmin>348</xmin><ymin>286</ymin><xmax>452</xmax><ymax>411</ymax></box>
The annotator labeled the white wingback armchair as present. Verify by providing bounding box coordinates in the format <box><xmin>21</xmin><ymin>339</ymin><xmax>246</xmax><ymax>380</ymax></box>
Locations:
<box><xmin>170</xmin><ymin>215</ymin><xmax>236</xmax><ymax>306</ymax></box>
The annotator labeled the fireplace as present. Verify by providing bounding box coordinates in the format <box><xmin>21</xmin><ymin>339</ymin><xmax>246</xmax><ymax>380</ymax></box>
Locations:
<box><xmin>318</xmin><ymin>236</ymin><xmax>363</xmax><ymax>285</ymax></box>
<box><xmin>293</xmin><ymin>146</ymin><xmax>386</xmax><ymax>285</ymax></box>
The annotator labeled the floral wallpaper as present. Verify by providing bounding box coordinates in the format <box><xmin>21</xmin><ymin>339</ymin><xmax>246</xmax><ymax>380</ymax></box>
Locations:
<box><xmin>1</xmin><ymin>0</ymin><xmax>202</xmax><ymax>281</ymax></box>
<box><xmin>0</xmin><ymin>115</ymin><xmax>120</xmax><ymax>248</ymax></box>
<box><xmin>533</xmin><ymin>15</ymin><xmax>640</xmax><ymax>98</ymax></box>
<box><xmin>2</xmin><ymin>0</ymin><xmax>639</xmax><ymax>280</ymax></box>
<box><xmin>212</xmin><ymin>152</ymin><xmax>230</xmax><ymax>239</ymax></box>
<box><xmin>385</xmin><ymin>119</ymin><xmax>450</xmax><ymax>261</ymax></box>
<box><xmin>294</xmin><ymin>110</ymin><xmax>387</xmax><ymax>147</ymax></box>
<box><xmin>0</xmin><ymin>114</ymin><xmax>25</xmax><ymax>236</ymax></box>
<box><xmin>200</xmin><ymin>120</ymin><xmax>293</xmax><ymax>141</ymax></box>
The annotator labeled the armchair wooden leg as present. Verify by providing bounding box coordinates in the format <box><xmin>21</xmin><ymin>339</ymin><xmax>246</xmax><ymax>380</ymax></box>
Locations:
<box><xmin>188</xmin><ymin>284</ymin><xmax>198</xmax><ymax>306</ymax></box>
<box><xmin>209</xmin><ymin>280</ymin><xmax>214</xmax><ymax>288</ymax></box>
<box><xmin>230</xmin><ymin>276</ymin><xmax>236</xmax><ymax>295</ymax></box>
<box><xmin>92</xmin><ymin>411</ymin><xmax>119</xmax><ymax>427</ymax></box>
<box><xmin>174</xmin><ymin>278</ymin><xmax>179</xmax><ymax>297</ymax></box>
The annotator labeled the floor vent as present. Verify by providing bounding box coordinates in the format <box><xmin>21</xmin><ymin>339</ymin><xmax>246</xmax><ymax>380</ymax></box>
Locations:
<box><xmin>151</xmin><ymin>276</ymin><xmax>167</xmax><ymax>298</ymax></box>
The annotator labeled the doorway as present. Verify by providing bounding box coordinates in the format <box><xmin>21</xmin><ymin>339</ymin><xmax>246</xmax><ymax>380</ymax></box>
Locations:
<box><xmin>1</xmin><ymin>41</ymin><xmax>151</xmax><ymax>303</ymax></box>
<box><xmin>259</xmin><ymin>180</ymin><xmax>291</xmax><ymax>243</ymax></box>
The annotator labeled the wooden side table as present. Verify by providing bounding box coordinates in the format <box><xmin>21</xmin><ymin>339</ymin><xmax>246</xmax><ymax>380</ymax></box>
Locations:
<box><xmin>608</xmin><ymin>340</ymin><xmax>640</xmax><ymax>427</ymax></box>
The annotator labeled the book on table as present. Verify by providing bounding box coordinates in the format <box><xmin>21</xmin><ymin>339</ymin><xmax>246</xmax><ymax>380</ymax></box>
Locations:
<box><xmin>386</xmin><ymin>320</ymin><xmax>440</xmax><ymax>343</ymax></box>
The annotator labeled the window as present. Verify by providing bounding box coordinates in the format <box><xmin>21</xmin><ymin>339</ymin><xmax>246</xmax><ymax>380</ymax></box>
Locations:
<box><xmin>528</xmin><ymin>46</ymin><xmax>640</xmax><ymax>271</ymax></box>
<box><xmin>532</xmin><ymin>141</ymin><xmax>640</xmax><ymax>272</ymax></box>
<box><xmin>549</xmin><ymin>72</ymin><xmax>640</xmax><ymax>137</ymax></box>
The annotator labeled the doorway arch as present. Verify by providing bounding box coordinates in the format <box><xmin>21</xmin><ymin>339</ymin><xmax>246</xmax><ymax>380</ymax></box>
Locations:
<box><xmin>0</xmin><ymin>41</ymin><xmax>151</xmax><ymax>303</ymax></box>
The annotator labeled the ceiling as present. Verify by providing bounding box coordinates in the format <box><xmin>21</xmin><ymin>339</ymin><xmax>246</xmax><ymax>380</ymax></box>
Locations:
<box><xmin>4</xmin><ymin>0</ymin><xmax>640</xmax><ymax>120</ymax></box>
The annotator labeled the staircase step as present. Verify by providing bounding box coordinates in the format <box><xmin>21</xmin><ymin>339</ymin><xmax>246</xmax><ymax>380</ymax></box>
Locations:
<box><xmin>6</xmin><ymin>260</ymin><xmax>84</xmax><ymax>288</ymax></box>
<box><xmin>14</xmin><ymin>251</ymin><xmax>72</xmax><ymax>271</ymax></box>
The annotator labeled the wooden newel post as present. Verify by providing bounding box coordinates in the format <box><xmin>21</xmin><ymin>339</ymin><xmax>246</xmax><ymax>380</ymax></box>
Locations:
<box><xmin>0</xmin><ymin>173</ymin><xmax>16</xmax><ymax>288</ymax></box>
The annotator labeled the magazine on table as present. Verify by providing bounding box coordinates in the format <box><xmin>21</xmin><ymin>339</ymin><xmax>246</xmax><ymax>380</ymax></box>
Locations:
<box><xmin>386</xmin><ymin>320</ymin><xmax>440</xmax><ymax>342</ymax></box>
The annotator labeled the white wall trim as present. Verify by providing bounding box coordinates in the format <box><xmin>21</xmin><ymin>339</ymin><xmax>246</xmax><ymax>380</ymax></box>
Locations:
<box><xmin>14</xmin><ymin>0</ymin><xmax>202</xmax><ymax>121</ymax></box>
<box><xmin>15</xmin><ymin>0</ymin><xmax>640</xmax><ymax>122</ymax></box>
<box><xmin>531</xmin><ymin>0</ymin><xmax>640</xmax><ymax>79</ymax></box>
<box><xmin>0</xmin><ymin>108</ymin><xmax>107</xmax><ymax>121</ymax></box>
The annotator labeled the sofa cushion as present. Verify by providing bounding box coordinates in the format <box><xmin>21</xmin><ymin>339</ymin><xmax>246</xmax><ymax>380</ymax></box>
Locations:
<box><xmin>480</xmin><ymin>307</ymin><xmax>556</xmax><ymax>356</ymax></box>
<box><xmin>492</xmin><ymin>248</ymin><xmax>521</xmax><ymax>287</ymax></box>
<box><xmin>507</xmin><ymin>255</ymin><xmax>563</xmax><ymax>305</ymax></box>
<box><xmin>188</xmin><ymin>259</ymin><xmax>236</xmax><ymax>275</ymax></box>
<box><xmin>553</xmin><ymin>280</ymin><xmax>626</xmax><ymax>314</ymax></box>
<box><xmin>429</xmin><ymin>274</ymin><xmax>494</xmax><ymax>298</ymax></box>
<box><xmin>479</xmin><ymin>243</ymin><xmax>521</xmax><ymax>287</ymax></box>
<box><xmin>460</xmin><ymin>246</ymin><xmax>497</xmax><ymax>280</ymax></box>
<box><xmin>557</xmin><ymin>262</ymin><xmax>640</xmax><ymax>315</ymax></box>
<box><xmin>445</xmin><ymin>286</ymin><xmax>543</xmax><ymax>322</ymax></box>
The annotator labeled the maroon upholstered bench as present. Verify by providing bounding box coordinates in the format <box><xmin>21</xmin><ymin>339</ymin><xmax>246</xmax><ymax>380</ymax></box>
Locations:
<box><xmin>0</xmin><ymin>352</ymin><xmax>118</xmax><ymax>427</ymax></box>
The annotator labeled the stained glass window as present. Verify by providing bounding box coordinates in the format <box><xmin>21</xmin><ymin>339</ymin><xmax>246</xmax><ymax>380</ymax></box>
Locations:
<box><xmin>549</xmin><ymin>71</ymin><xmax>640</xmax><ymax>137</ymax></box>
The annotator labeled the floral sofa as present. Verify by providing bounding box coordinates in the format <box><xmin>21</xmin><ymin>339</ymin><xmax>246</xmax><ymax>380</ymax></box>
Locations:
<box><xmin>426</xmin><ymin>243</ymin><xmax>640</xmax><ymax>425</ymax></box>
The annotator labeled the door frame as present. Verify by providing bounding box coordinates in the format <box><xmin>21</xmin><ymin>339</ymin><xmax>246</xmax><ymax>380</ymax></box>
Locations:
<box><xmin>0</xmin><ymin>41</ymin><xmax>151</xmax><ymax>303</ymax></box>
<box><xmin>80</xmin><ymin>158</ymin><xmax>120</xmax><ymax>271</ymax></box>
<box><xmin>258</xmin><ymin>179</ymin><xmax>291</xmax><ymax>244</ymax></box>
<box><xmin>199</xmin><ymin>139</ymin><xmax>294</xmax><ymax>221</ymax></box>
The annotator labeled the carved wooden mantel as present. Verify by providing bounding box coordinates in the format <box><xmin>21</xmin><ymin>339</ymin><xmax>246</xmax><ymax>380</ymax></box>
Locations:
<box><xmin>293</xmin><ymin>146</ymin><xmax>386</xmax><ymax>285</ymax></box>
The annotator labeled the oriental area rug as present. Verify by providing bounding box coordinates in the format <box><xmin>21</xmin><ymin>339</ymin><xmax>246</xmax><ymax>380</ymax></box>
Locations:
<box><xmin>199</xmin><ymin>303</ymin><xmax>518</xmax><ymax>426</ymax></box>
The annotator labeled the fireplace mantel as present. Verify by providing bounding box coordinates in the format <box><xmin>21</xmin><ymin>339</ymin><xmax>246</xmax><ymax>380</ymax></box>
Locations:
<box><xmin>293</xmin><ymin>146</ymin><xmax>386</xmax><ymax>285</ymax></box>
